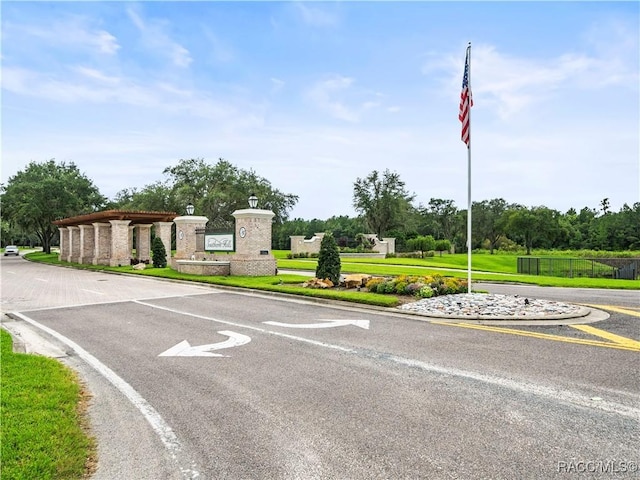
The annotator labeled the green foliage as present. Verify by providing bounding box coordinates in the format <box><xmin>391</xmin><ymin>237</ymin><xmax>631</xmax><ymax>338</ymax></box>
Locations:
<box><xmin>434</xmin><ymin>239</ymin><xmax>451</xmax><ymax>256</ymax></box>
<box><xmin>1</xmin><ymin>160</ymin><xmax>106</xmax><ymax>253</ymax></box>
<box><xmin>363</xmin><ymin>274</ymin><xmax>468</xmax><ymax>297</ymax></box>
<box><xmin>151</xmin><ymin>236</ymin><xmax>167</xmax><ymax>268</ymax></box>
<box><xmin>406</xmin><ymin>235</ymin><xmax>436</xmax><ymax>258</ymax></box>
<box><xmin>352</xmin><ymin>169</ymin><xmax>416</xmax><ymax>238</ymax></box>
<box><xmin>1</xmin><ymin>330</ymin><xmax>95</xmax><ymax>479</ymax></box>
<box><xmin>316</xmin><ymin>233</ymin><xmax>341</xmax><ymax>284</ymax></box>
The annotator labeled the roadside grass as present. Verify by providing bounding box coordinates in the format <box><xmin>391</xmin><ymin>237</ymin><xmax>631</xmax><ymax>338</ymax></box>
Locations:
<box><xmin>26</xmin><ymin>251</ymin><xmax>640</xmax><ymax>291</ymax></box>
<box><xmin>0</xmin><ymin>329</ymin><xmax>95</xmax><ymax>480</ymax></box>
<box><xmin>23</xmin><ymin>253</ymin><xmax>400</xmax><ymax>307</ymax></box>
<box><xmin>276</xmin><ymin>258</ymin><xmax>640</xmax><ymax>290</ymax></box>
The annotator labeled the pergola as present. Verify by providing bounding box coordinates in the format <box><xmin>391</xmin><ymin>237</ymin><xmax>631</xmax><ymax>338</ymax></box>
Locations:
<box><xmin>53</xmin><ymin>210</ymin><xmax>177</xmax><ymax>266</ymax></box>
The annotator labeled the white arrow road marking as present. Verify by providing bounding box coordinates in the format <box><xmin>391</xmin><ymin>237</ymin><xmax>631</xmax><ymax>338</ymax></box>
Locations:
<box><xmin>158</xmin><ymin>330</ymin><xmax>251</xmax><ymax>357</ymax></box>
<box><xmin>263</xmin><ymin>319</ymin><xmax>370</xmax><ymax>330</ymax></box>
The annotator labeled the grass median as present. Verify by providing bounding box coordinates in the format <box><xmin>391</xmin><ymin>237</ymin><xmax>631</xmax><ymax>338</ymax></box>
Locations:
<box><xmin>0</xmin><ymin>329</ymin><xmax>96</xmax><ymax>480</ymax></box>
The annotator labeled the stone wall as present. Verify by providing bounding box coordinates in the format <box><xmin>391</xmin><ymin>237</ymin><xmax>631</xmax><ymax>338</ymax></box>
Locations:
<box><xmin>290</xmin><ymin>233</ymin><xmax>395</xmax><ymax>255</ymax></box>
<box><xmin>290</xmin><ymin>233</ymin><xmax>325</xmax><ymax>255</ymax></box>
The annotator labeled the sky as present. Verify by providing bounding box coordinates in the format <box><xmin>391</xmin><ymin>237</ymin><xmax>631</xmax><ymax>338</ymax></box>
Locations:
<box><xmin>2</xmin><ymin>1</ymin><xmax>639</xmax><ymax>220</ymax></box>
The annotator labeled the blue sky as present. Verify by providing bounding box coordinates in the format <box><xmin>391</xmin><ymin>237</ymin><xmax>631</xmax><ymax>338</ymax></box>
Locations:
<box><xmin>2</xmin><ymin>1</ymin><xmax>638</xmax><ymax>220</ymax></box>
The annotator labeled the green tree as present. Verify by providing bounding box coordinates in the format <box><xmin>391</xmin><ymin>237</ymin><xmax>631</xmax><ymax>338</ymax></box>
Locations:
<box><xmin>163</xmin><ymin>158</ymin><xmax>299</xmax><ymax>228</ymax></box>
<box><xmin>1</xmin><ymin>160</ymin><xmax>105</xmax><ymax>253</ymax></box>
<box><xmin>406</xmin><ymin>235</ymin><xmax>436</xmax><ymax>258</ymax></box>
<box><xmin>424</xmin><ymin>198</ymin><xmax>459</xmax><ymax>242</ymax></box>
<box><xmin>110</xmin><ymin>181</ymin><xmax>175</xmax><ymax>212</ymax></box>
<box><xmin>315</xmin><ymin>232</ymin><xmax>341</xmax><ymax>284</ymax></box>
<box><xmin>472</xmin><ymin>198</ymin><xmax>510</xmax><ymax>254</ymax></box>
<box><xmin>352</xmin><ymin>169</ymin><xmax>416</xmax><ymax>238</ymax></box>
<box><xmin>434</xmin><ymin>239</ymin><xmax>451</xmax><ymax>257</ymax></box>
<box><xmin>151</xmin><ymin>236</ymin><xmax>168</xmax><ymax>268</ymax></box>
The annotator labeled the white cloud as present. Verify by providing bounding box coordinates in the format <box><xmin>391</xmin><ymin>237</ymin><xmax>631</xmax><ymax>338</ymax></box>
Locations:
<box><xmin>424</xmin><ymin>29</ymin><xmax>638</xmax><ymax>121</ymax></box>
<box><xmin>126</xmin><ymin>7</ymin><xmax>192</xmax><ymax>68</ymax></box>
<box><xmin>270</xmin><ymin>78</ymin><xmax>285</xmax><ymax>94</ymax></box>
<box><xmin>4</xmin><ymin>16</ymin><xmax>120</xmax><ymax>56</ymax></box>
<box><xmin>306</xmin><ymin>75</ymin><xmax>359</xmax><ymax>122</ymax></box>
<box><xmin>293</xmin><ymin>2</ymin><xmax>341</xmax><ymax>27</ymax></box>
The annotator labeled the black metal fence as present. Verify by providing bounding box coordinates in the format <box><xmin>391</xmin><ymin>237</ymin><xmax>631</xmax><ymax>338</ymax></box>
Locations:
<box><xmin>517</xmin><ymin>257</ymin><xmax>640</xmax><ymax>280</ymax></box>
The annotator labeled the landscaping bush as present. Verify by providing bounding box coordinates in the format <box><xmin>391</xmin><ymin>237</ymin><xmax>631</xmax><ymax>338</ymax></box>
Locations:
<box><xmin>316</xmin><ymin>232</ymin><xmax>341</xmax><ymax>284</ymax></box>
<box><xmin>363</xmin><ymin>273</ymin><xmax>467</xmax><ymax>298</ymax></box>
<box><xmin>151</xmin><ymin>237</ymin><xmax>167</xmax><ymax>268</ymax></box>
<box><xmin>418</xmin><ymin>285</ymin><xmax>435</xmax><ymax>298</ymax></box>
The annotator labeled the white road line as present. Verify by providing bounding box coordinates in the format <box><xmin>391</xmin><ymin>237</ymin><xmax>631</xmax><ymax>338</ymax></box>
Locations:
<box><xmin>135</xmin><ymin>300</ymin><xmax>355</xmax><ymax>354</ymax></box>
<box><xmin>81</xmin><ymin>289</ymin><xmax>105</xmax><ymax>295</ymax></box>
<box><xmin>10</xmin><ymin>311</ymin><xmax>201</xmax><ymax>480</ymax></box>
<box><xmin>35</xmin><ymin>278</ymin><xmax>48</xmax><ymax>282</ymax></box>
<box><xmin>136</xmin><ymin>300</ymin><xmax>640</xmax><ymax>419</ymax></box>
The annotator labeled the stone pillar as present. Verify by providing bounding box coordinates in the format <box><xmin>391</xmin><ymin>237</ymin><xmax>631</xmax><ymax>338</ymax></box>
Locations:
<box><xmin>79</xmin><ymin>224</ymin><xmax>95</xmax><ymax>264</ymax></box>
<box><xmin>93</xmin><ymin>223</ymin><xmax>111</xmax><ymax>265</ymax></box>
<box><xmin>109</xmin><ymin>220</ymin><xmax>132</xmax><ymax>267</ymax></box>
<box><xmin>382</xmin><ymin>237</ymin><xmax>396</xmax><ymax>254</ymax></box>
<box><xmin>69</xmin><ymin>226</ymin><xmax>81</xmax><ymax>263</ymax></box>
<box><xmin>135</xmin><ymin>224</ymin><xmax>153</xmax><ymax>263</ymax></box>
<box><xmin>173</xmin><ymin>216</ymin><xmax>209</xmax><ymax>261</ymax></box>
<box><xmin>129</xmin><ymin>226</ymin><xmax>134</xmax><ymax>261</ymax></box>
<box><xmin>289</xmin><ymin>235</ymin><xmax>305</xmax><ymax>255</ymax></box>
<box><xmin>153</xmin><ymin>222</ymin><xmax>173</xmax><ymax>263</ymax></box>
<box><xmin>230</xmin><ymin>208</ymin><xmax>276</xmax><ymax>276</ymax></box>
<box><xmin>58</xmin><ymin>227</ymin><xmax>68</xmax><ymax>262</ymax></box>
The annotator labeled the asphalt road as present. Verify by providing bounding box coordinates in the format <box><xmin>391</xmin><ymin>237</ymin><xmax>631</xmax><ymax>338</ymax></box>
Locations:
<box><xmin>2</xmin><ymin>255</ymin><xmax>639</xmax><ymax>479</ymax></box>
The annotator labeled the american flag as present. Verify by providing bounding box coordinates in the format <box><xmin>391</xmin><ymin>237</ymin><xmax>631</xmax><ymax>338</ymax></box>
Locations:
<box><xmin>459</xmin><ymin>45</ymin><xmax>473</xmax><ymax>147</ymax></box>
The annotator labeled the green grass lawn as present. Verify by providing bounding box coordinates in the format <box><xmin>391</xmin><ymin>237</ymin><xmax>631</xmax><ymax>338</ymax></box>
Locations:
<box><xmin>0</xmin><ymin>330</ymin><xmax>95</xmax><ymax>480</ymax></box>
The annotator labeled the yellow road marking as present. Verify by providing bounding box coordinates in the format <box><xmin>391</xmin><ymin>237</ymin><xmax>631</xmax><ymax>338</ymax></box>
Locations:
<box><xmin>586</xmin><ymin>304</ymin><xmax>640</xmax><ymax>317</ymax></box>
<box><xmin>570</xmin><ymin>325</ymin><xmax>640</xmax><ymax>349</ymax></box>
<box><xmin>430</xmin><ymin>321</ymin><xmax>640</xmax><ymax>352</ymax></box>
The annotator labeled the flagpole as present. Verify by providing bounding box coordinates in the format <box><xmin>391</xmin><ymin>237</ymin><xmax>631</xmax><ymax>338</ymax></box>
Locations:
<box><xmin>466</xmin><ymin>43</ymin><xmax>472</xmax><ymax>292</ymax></box>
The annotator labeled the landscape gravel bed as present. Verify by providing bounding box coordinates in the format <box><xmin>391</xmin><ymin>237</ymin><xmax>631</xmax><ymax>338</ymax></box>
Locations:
<box><xmin>398</xmin><ymin>293</ymin><xmax>588</xmax><ymax>320</ymax></box>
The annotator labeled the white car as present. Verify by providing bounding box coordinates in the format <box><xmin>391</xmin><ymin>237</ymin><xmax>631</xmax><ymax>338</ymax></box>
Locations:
<box><xmin>4</xmin><ymin>245</ymin><xmax>19</xmax><ymax>256</ymax></box>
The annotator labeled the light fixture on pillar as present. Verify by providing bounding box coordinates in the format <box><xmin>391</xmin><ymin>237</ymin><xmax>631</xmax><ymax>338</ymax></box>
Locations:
<box><xmin>186</xmin><ymin>203</ymin><xmax>195</xmax><ymax>215</ymax></box>
<box><xmin>248</xmin><ymin>193</ymin><xmax>258</xmax><ymax>209</ymax></box>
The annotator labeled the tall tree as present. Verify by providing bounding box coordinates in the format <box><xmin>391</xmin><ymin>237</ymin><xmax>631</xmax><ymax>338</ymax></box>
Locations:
<box><xmin>352</xmin><ymin>169</ymin><xmax>416</xmax><ymax>238</ymax></box>
<box><xmin>472</xmin><ymin>198</ymin><xmax>510</xmax><ymax>254</ymax></box>
<box><xmin>1</xmin><ymin>160</ymin><xmax>105</xmax><ymax>253</ymax></box>
<box><xmin>163</xmin><ymin>158</ymin><xmax>298</xmax><ymax>227</ymax></box>
<box><xmin>424</xmin><ymin>198</ymin><xmax>459</xmax><ymax>242</ymax></box>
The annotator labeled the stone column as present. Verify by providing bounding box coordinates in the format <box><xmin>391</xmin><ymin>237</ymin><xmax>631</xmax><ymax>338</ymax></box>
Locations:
<box><xmin>69</xmin><ymin>226</ymin><xmax>81</xmax><ymax>263</ymax></box>
<box><xmin>109</xmin><ymin>220</ymin><xmax>132</xmax><ymax>267</ymax></box>
<box><xmin>93</xmin><ymin>223</ymin><xmax>111</xmax><ymax>265</ymax></box>
<box><xmin>58</xmin><ymin>227</ymin><xmax>68</xmax><ymax>262</ymax></box>
<box><xmin>173</xmin><ymin>216</ymin><xmax>209</xmax><ymax>261</ymax></box>
<box><xmin>382</xmin><ymin>237</ymin><xmax>396</xmax><ymax>254</ymax></box>
<box><xmin>153</xmin><ymin>222</ymin><xmax>173</xmax><ymax>263</ymax></box>
<box><xmin>135</xmin><ymin>224</ymin><xmax>153</xmax><ymax>263</ymax></box>
<box><xmin>289</xmin><ymin>236</ymin><xmax>305</xmax><ymax>255</ymax></box>
<box><xmin>79</xmin><ymin>224</ymin><xmax>95</xmax><ymax>264</ymax></box>
<box><xmin>230</xmin><ymin>208</ymin><xmax>276</xmax><ymax>276</ymax></box>
<box><xmin>129</xmin><ymin>226</ymin><xmax>134</xmax><ymax>261</ymax></box>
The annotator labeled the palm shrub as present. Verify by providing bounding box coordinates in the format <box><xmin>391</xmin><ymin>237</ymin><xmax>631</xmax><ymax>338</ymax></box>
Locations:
<box><xmin>316</xmin><ymin>232</ymin><xmax>341</xmax><ymax>284</ymax></box>
<box><xmin>151</xmin><ymin>237</ymin><xmax>167</xmax><ymax>268</ymax></box>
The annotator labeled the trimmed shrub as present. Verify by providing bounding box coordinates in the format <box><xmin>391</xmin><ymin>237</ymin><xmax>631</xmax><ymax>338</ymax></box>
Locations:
<box><xmin>151</xmin><ymin>237</ymin><xmax>167</xmax><ymax>268</ymax></box>
<box><xmin>418</xmin><ymin>286</ymin><xmax>435</xmax><ymax>298</ymax></box>
<box><xmin>316</xmin><ymin>232</ymin><xmax>341</xmax><ymax>284</ymax></box>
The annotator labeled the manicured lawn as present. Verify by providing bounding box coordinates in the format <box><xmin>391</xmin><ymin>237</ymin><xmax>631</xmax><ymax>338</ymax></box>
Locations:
<box><xmin>0</xmin><ymin>330</ymin><xmax>95</xmax><ymax>480</ymax></box>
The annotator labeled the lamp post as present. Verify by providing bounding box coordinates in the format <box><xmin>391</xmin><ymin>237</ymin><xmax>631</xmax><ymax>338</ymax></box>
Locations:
<box><xmin>248</xmin><ymin>193</ymin><xmax>258</xmax><ymax>209</ymax></box>
<box><xmin>186</xmin><ymin>203</ymin><xmax>195</xmax><ymax>215</ymax></box>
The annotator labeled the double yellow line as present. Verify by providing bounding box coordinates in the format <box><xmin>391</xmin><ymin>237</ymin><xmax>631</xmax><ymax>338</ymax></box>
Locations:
<box><xmin>431</xmin><ymin>305</ymin><xmax>640</xmax><ymax>352</ymax></box>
